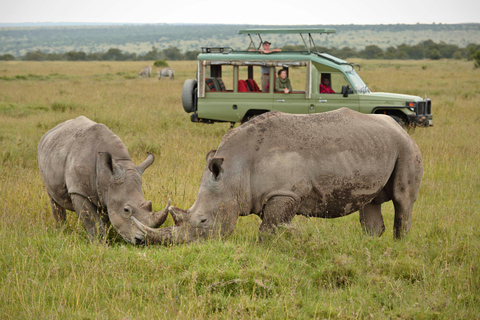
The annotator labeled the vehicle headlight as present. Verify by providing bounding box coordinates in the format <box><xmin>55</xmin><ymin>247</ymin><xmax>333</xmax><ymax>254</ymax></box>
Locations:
<box><xmin>406</xmin><ymin>102</ymin><xmax>416</xmax><ymax>112</ymax></box>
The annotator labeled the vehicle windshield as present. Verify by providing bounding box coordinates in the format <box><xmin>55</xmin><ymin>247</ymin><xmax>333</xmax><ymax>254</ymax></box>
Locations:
<box><xmin>346</xmin><ymin>69</ymin><xmax>370</xmax><ymax>93</ymax></box>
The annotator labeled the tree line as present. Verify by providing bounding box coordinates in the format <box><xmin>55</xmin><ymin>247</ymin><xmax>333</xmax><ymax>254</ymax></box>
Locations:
<box><xmin>289</xmin><ymin>40</ymin><xmax>480</xmax><ymax>60</ymax></box>
<box><xmin>1</xmin><ymin>40</ymin><xmax>480</xmax><ymax>63</ymax></box>
<box><xmin>0</xmin><ymin>46</ymin><xmax>200</xmax><ymax>62</ymax></box>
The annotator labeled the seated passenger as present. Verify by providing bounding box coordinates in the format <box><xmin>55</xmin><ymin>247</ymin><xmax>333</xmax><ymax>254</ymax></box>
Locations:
<box><xmin>275</xmin><ymin>69</ymin><xmax>292</xmax><ymax>93</ymax></box>
<box><xmin>320</xmin><ymin>77</ymin><xmax>335</xmax><ymax>94</ymax></box>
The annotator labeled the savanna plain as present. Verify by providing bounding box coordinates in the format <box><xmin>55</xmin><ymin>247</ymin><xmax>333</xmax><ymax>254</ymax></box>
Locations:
<box><xmin>0</xmin><ymin>59</ymin><xmax>479</xmax><ymax>319</ymax></box>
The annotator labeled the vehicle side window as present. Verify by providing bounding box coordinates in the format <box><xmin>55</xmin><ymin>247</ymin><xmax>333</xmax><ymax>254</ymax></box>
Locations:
<box><xmin>320</xmin><ymin>73</ymin><xmax>350</xmax><ymax>94</ymax></box>
<box><xmin>205</xmin><ymin>65</ymin><xmax>233</xmax><ymax>92</ymax></box>
<box><xmin>238</xmin><ymin>66</ymin><xmax>263</xmax><ymax>92</ymax></box>
<box><xmin>331</xmin><ymin>73</ymin><xmax>350</xmax><ymax>93</ymax></box>
<box><xmin>288</xmin><ymin>66</ymin><xmax>307</xmax><ymax>93</ymax></box>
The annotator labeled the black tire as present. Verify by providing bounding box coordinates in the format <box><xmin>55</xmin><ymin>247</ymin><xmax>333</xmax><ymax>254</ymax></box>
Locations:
<box><xmin>182</xmin><ymin>79</ymin><xmax>197</xmax><ymax>113</ymax></box>
<box><xmin>389</xmin><ymin>115</ymin><xmax>406</xmax><ymax>129</ymax></box>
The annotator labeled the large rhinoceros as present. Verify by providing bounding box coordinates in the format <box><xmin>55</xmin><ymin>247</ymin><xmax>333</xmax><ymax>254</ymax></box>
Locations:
<box><xmin>38</xmin><ymin>116</ymin><xmax>169</xmax><ymax>244</ymax></box>
<box><xmin>133</xmin><ymin>108</ymin><xmax>423</xmax><ymax>244</ymax></box>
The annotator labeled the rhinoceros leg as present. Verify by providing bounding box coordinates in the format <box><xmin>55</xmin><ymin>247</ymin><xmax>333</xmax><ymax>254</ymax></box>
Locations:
<box><xmin>259</xmin><ymin>196</ymin><xmax>298</xmax><ymax>234</ymax></box>
<box><xmin>71</xmin><ymin>194</ymin><xmax>106</xmax><ymax>241</ymax></box>
<box><xmin>392</xmin><ymin>201</ymin><xmax>414</xmax><ymax>239</ymax></box>
<box><xmin>390</xmin><ymin>154</ymin><xmax>422</xmax><ymax>239</ymax></box>
<box><xmin>359</xmin><ymin>203</ymin><xmax>385</xmax><ymax>237</ymax></box>
<box><xmin>49</xmin><ymin>196</ymin><xmax>66</xmax><ymax>225</ymax></box>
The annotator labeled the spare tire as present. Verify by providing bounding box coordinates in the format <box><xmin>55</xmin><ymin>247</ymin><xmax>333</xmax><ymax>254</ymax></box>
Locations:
<box><xmin>182</xmin><ymin>79</ymin><xmax>197</xmax><ymax>113</ymax></box>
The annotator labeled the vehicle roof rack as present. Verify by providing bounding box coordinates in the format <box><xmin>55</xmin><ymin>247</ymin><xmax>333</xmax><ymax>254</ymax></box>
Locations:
<box><xmin>238</xmin><ymin>28</ymin><xmax>336</xmax><ymax>53</ymax></box>
<box><xmin>201</xmin><ymin>47</ymin><xmax>233</xmax><ymax>53</ymax></box>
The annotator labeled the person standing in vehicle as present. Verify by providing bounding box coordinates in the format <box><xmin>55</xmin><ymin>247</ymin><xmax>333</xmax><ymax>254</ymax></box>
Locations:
<box><xmin>258</xmin><ymin>41</ymin><xmax>281</xmax><ymax>92</ymax></box>
<box><xmin>275</xmin><ymin>69</ymin><xmax>292</xmax><ymax>93</ymax></box>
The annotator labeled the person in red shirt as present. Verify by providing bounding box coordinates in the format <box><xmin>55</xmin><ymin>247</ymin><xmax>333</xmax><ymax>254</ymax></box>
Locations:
<box><xmin>320</xmin><ymin>76</ymin><xmax>335</xmax><ymax>94</ymax></box>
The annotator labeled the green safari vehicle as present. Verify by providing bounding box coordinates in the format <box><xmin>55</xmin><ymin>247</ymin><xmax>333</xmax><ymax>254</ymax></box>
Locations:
<box><xmin>181</xmin><ymin>28</ymin><xmax>433</xmax><ymax>127</ymax></box>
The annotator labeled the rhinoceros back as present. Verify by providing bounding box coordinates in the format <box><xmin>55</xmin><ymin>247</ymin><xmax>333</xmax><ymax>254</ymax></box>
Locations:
<box><xmin>38</xmin><ymin>116</ymin><xmax>130</xmax><ymax>210</ymax></box>
<box><xmin>215</xmin><ymin>109</ymin><xmax>420</xmax><ymax>218</ymax></box>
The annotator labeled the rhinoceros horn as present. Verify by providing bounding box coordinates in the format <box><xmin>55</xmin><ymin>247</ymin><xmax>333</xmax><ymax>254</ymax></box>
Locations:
<box><xmin>131</xmin><ymin>217</ymin><xmax>176</xmax><ymax>244</ymax></box>
<box><xmin>169</xmin><ymin>206</ymin><xmax>188</xmax><ymax>226</ymax></box>
<box><xmin>148</xmin><ymin>199</ymin><xmax>171</xmax><ymax>228</ymax></box>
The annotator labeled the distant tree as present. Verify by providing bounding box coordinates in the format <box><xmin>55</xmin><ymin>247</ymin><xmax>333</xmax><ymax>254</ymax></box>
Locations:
<box><xmin>466</xmin><ymin>43</ymin><xmax>480</xmax><ymax>60</ymax></box>
<box><xmin>24</xmin><ymin>50</ymin><xmax>46</xmax><ymax>61</ymax></box>
<box><xmin>336</xmin><ymin>46</ymin><xmax>358</xmax><ymax>59</ymax></box>
<box><xmin>426</xmin><ymin>48</ymin><xmax>441</xmax><ymax>60</ymax></box>
<box><xmin>184</xmin><ymin>50</ymin><xmax>200</xmax><ymax>60</ymax></box>
<box><xmin>474</xmin><ymin>50</ymin><xmax>480</xmax><ymax>68</ymax></box>
<box><xmin>86</xmin><ymin>52</ymin><xmax>104</xmax><ymax>61</ymax></box>
<box><xmin>65</xmin><ymin>51</ymin><xmax>87</xmax><ymax>61</ymax></box>
<box><xmin>437</xmin><ymin>42</ymin><xmax>459</xmax><ymax>59</ymax></box>
<box><xmin>452</xmin><ymin>51</ymin><xmax>464</xmax><ymax>60</ymax></box>
<box><xmin>142</xmin><ymin>46</ymin><xmax>162</xmax><ymax>61</ymax></box>
<box><xmin>0</xmin><ymin>54</ymin><xmax>15</xmax><ymax>61</ymax></box>
<box><xmin>45</xmin><ymin>53</ymin><xmax>64</xmax><ymax>61</ymax></box>
<box><xmin>102</xmin><ymin>48</ymin><xmax>126</xmax><ymax>61</ymax></box>
<box><xmin>361</xmin><ymin>45</ymin><xmax>383</xmax><ymax>59</ymax></box>
<box><xmin>396</xmin><ymin>43</ymin><xmax>421</xmax><ymax>59</ymax></box>
<box><xmin>163</xmin><ymin>46</ymin><xmax>184</xmax><ymax>60</ymax></box>
<box><xmin>384</xmin><ymin>46</ymin><xmax>398</xmax><ymax>59</ymax></box>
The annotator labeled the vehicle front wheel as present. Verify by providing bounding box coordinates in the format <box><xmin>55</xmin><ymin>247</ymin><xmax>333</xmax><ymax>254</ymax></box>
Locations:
<box><xmin>389</xmin><ymin>115</ymin><xmax>406</xmax><ymax>129</ymax></box>
<box><xmin>182</xmin><ymin>79</ymin><xmax>197</xmax><ymax>113</ymax></box>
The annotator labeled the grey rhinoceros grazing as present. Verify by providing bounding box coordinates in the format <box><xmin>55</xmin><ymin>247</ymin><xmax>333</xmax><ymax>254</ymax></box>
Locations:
<box><xmin>133</xmin><ymin>108</ymin><xmax>423</xmax><ymax>244</ymax></box>
<box><xmin>38</xmin><ymin>116</ymin><xmax>169</xmax><ymax>244</ymax></box>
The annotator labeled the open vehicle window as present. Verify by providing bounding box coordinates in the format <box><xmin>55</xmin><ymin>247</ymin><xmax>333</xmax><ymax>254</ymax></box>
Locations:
<box><xmin>204</xmin><ymin>64</ymin><xmax>233</xmax><ymax>92</ymax></box>
<box><xmin>320</xmin><ymin>72</ymin><xmax>350</xmax><ymax>94</ymax></box>
<box><xmin>288</xmin><ymin>66</ymin><xmax>307</xmax><ymax>93</ymax></box>
<box><xmin>238</xmin><ymin>65</ymin><xmax>263</xmax><ymax>92</ymax></box>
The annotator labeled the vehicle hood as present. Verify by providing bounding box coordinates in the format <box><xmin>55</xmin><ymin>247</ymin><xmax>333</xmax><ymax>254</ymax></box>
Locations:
<box><xmin>360</xmin><ymin>92</ymin><xmax>423</xmax><ymax>106</ymax></box>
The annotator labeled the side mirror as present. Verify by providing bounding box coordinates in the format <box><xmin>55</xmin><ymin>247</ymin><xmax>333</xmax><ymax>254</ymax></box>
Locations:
<box><xmin>341</xmin><ymin>85</ymin><xmax>350</xmax><ymax>97</ymax></box>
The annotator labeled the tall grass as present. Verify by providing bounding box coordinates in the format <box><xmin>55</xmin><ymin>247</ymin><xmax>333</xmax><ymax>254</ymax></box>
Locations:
<box><xmin>0</xmin><ymin>59</ymin><xmax>479</xmax><ymax>319</ymax></box>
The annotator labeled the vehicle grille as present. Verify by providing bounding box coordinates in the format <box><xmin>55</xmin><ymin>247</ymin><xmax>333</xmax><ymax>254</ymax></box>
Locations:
<box><xmin>416</xmin><ymin>100</ymin><xmax>431</xmax><ymax>115</ymax></box>
<box><xmin>417</xmin><ymin>102</ymin><xmax>425</xmax><ymax>115</ymax></box>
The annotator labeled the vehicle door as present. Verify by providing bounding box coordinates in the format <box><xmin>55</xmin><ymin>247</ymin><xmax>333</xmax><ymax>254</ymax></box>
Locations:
<box><xmin>272</xmin><ymin>62</ymin><xmax>311</xmax><ymax>114</ymax></box>
<box><xmin>312</xmin><ymin>71</ymin><xmax>360</xmax><ymax>113</ymax></box>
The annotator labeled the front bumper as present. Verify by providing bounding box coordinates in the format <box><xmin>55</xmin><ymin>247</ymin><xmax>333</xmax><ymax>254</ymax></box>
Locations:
<box><xmin>408</xmin><ymin>99</ymin><xmax>433</xmax><ymax>126</ymax></box>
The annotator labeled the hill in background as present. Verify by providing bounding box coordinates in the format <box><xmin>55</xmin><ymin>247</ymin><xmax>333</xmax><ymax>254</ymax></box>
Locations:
<box><xmin>1</xmin><ymin>23</ymin><xmax>479</xmax><ymax>56</ymax></box>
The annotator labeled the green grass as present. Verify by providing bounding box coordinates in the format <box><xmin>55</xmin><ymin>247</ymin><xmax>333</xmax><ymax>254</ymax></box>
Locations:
<box><xmin>0</xmin><ymin>60</ymin><xmax>479</xmax><ymax>319</ymax></box>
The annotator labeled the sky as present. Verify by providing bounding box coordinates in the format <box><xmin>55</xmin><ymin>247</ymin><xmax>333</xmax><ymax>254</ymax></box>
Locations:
<box><xmin>1</xmin><ymin>0</ymin><xmax>479</xmax><ymax>25</ymax></box>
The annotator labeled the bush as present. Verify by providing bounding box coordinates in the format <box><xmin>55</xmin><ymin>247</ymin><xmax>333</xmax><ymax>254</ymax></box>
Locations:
<box><xmin>154</xmin><ymin>59</ymin><xmax>169</xmax><ymax>67</ymax></box>
<box><xmin>474</xmin><ymin>50</ymin><xmax>480</xmax><ymax>68</ymax></box>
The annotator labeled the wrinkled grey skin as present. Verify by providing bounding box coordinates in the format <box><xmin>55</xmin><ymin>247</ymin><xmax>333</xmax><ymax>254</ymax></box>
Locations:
<box><xmin>38</xmin><ymin>116</ymin><xmax>169</xmax><ymax>244</ymax></box>
<box><xmin>133</xmin><ymin>108</ymin><xmax>423</xmax><ymax>244</ymax></box>
<box><xmin>158</xmin><ymin>68</ymin><xmax>175</xmax><ymax>80</ymax></box>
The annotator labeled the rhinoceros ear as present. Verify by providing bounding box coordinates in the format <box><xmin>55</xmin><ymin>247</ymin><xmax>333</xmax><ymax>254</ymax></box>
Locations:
<box><xmin>208</xmin><ymin>157</ymin><xmax>224</xmax><ymax>180</ymax></box>
<box><xmin>206</xmin><ymin>149</ymin><xmax>217</xmax><ymax>163</ymax></box>
<box><xmin>97</xmin><ymin>152</ymin><xmax>123</xmax><ymax>178</ymax></box>
<box><xmin>137</xmin><ymin>152</ymin><xmax>154</xmax><ymax>175</ymax></box>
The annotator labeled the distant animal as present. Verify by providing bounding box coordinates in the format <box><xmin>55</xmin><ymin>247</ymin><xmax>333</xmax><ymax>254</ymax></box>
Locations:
<box><xmin>139</xmin><ymin>66</ymin><xmax>152</xmax><ymax>79</ymax></box>
<box><xmin>133</xmin><ymin>108</ymin><xmax>423</xmax><ymax>245</ymax></box>
<box><xmin>158</xmin><ymin>68</ymin><xmax>174</xmax><ymax>80</ymax></box>
<box><xmin>38</xmin><ymin>116</ymin><xmax>169</xmax><ymax>244</ymax></box>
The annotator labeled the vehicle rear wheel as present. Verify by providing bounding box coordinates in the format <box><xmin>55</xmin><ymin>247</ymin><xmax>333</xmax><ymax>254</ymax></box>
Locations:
<box><xmin>182</xmin><ymin>79</ymin><xmax>197</xmax><ymax>113</ymax></box>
